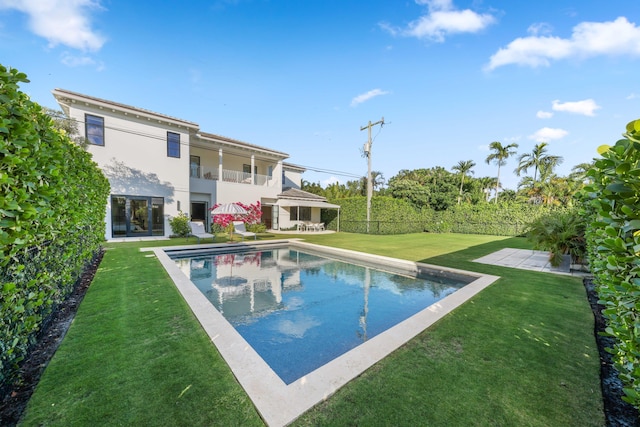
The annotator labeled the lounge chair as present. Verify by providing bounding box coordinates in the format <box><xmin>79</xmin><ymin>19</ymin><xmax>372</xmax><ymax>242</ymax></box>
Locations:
<box><xmin>188</xmin><ymin>221</ymin><xmax>214</xmax><ymax>243</ymax></box>
<box><xmin>233</xmin><ymin>221</ymin><xmax>257</xmax><ymax>240</ymax></box>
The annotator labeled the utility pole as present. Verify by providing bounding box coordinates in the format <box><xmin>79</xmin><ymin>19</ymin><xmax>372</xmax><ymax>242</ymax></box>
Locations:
<box><xmin>360</xmin><ymin>117</ymin><xmax>384</xmax><ymax>233</ymax></box>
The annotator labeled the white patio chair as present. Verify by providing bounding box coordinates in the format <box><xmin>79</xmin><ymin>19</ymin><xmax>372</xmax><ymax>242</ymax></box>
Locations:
<box><xmin>188</xmin><ymin>221</ymin><xmax>214</xmax><ymax>243</ymax></box>
<box><xmin>233</xmin><ymin>221</ymin><xmax>257</xmax><ymax>240</ymax></box>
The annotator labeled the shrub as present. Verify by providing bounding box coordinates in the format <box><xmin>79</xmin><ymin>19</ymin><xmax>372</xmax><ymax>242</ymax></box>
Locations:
<box><xmin>169</xmin><ymin>212</ymin><xmax>191</xmax><ymax>237</ymax></box>
<box><xmin>0</xmin><ymin>65</ymin><xmax>109</xmax><ymax>388</ymax></box>
<box><xmin>525</xmin><ymin>210</ymin><xmax>586</xmax><ymax>266</ymax></box>
<box><xmin>210</xmin><ymin>201</ymin><xmax>262</xmax><ymax>230</ymax></box>
<box><xmin>583</xmin><ymin>118</ymin><xmax>640</xmax><ymax>409</ymax></box>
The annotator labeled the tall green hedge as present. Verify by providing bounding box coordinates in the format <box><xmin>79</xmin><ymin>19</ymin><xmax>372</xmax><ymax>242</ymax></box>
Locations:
<box><xmin>428</xmin><ymin>203</ymin><xmax>572</xmax><ymax>236</ymax></box>
<box><xmin>328</xmin><ymin>196</ymin><xmax>568</xmax><ymax>236</ymax></box>
<box><xmin>0</xmin><ymin>65</ymin><xmax>110</xmax><ymax>388</ymax></box>
<box><xmin>584</xmin><ymin>118</ymin><xmax>640</xmax><ymax>409</ymax></box>
<box><xmin>324</xmin><ymin>196</ymin><xmax>424</xmax><ymax>234</ymax></box>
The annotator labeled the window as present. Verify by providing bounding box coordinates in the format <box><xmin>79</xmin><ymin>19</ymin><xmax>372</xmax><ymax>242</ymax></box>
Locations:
<box><xmin>291</xmin><ymin>206</ymin><xmax>311</xmax><ymax>221</ymax></box>
<box><xmin>167</xmin><ymin>132</ymin><xmax>180</xmax><ymax>158</ymax></box>
<box><xmin>190</xmin><ymin>155</ymin><xmax>200</xmax><ymax>178</ymax></box>
<box><xmin>111</xmin><ymin>195</ymin><xmax>164</xmax><ymax>237</ymax></box>
<box><xmin>85</xmin><ymin>114</ymin><xmax>104</xmax><ymax>146</ymax></box>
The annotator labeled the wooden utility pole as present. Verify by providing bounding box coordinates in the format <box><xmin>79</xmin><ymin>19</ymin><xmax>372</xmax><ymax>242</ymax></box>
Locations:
<box><xmin>360</xmin><ymin>117</ymin><xmax>384</xmax><ymax>233</ymax></box>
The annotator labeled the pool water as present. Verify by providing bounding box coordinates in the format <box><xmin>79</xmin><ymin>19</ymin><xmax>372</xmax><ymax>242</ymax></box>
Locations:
<box><xmin>172</xmin><ymin>246</ymin><xmax>470</xmax><ymax>384</ymax></box>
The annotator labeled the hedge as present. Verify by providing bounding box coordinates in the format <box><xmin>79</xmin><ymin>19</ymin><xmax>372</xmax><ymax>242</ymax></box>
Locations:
<box><xmin>327</xmin><ymin>196</ymin><xmax>570</xmax><ymax>236</ymax></box>
<box><xmin>583</xmin><ymin>118</ymin><xmax>640</xmax><ymax>409</ymax></box>
<box><xmin>0</xmin><ymin>65</ymin><xmax>110</xmax><ymax>389</ymax></box>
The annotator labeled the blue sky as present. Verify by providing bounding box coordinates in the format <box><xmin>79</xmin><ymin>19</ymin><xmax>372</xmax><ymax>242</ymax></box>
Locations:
<box><xmin>2</xmin><ymin>0</ymin><xmax>640</xmax><ymax>190</ymax></box>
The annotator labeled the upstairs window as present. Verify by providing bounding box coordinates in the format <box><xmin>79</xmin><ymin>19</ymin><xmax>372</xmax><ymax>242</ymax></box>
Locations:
<box><xmin>167</xmin><ymin>132</ymin><xmax>180</xmax><ymax>158</ymax></box>
<box><xmin>85</xmin><ymin>114</ymin><xmax>104</xmax><ymax>146</ymax></box>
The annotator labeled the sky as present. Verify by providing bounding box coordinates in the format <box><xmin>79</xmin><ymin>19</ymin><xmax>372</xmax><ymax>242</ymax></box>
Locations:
<box><xmin>2</xmin><ymin>0</ymin><xmax>640</xmax><ymax>191</ymax></box>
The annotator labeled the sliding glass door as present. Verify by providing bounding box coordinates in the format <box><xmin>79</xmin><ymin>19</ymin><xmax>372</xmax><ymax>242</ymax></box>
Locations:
<box><xmin>111</xmin><ymin>195</ymin><xmax>164</xmax><ymax>237</ymax></box>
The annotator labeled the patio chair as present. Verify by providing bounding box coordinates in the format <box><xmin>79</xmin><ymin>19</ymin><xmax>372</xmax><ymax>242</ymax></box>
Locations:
<box><xmin>188</xmin><ymin>221</ymin><xmax>214</xmax><ymax>243</ymax></box>
<box><xmin>233</xmin><ymin>221</ymin><xmax>257</xmax><ymax>240</ymax></box>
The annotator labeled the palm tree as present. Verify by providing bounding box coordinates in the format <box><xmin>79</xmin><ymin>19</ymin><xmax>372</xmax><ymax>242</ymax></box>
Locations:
<box><xmin>485</xmin><ymin>141</ymin><xmax>518</xmax><ymax>203</ymax></box>
<box><xmin>451</xmin><ymin>160</ymin><xmax>476</xmax><ymax>205</ymax></box>
<box><xmin>370</xmin><ymin>171</ymin><xmax>386</xmax><ymax>192</ymax></box>
<box><xmin>476</xmin><ymin>176</ymin><xmax>496</xmax><ymax>202</ymax></box>
<box><xmin>514</xmin><ymin>142</ymin><xmax>563</xmax><ymax>188</ymax></box>
<box><xmin>569</xmin><ymin>162</ymin><xmax>594</xmax><ymax>184</ymax></box>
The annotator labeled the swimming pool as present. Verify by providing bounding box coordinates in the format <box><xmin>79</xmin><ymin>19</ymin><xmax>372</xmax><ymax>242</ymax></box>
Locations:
<box><xmin>171</xmin><ymin>245</ymin><xmax>471</xmax><ymax>384</ymax></box>
<box><xmin>151</xmin><ymin>240</ymin><xmax>499</xmax><ymax>426</ymax></box>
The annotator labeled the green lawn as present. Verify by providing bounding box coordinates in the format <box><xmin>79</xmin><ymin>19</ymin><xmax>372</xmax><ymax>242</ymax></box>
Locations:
<box><xmin>20</xmin><ymin>233</ymin><xmax>604</xmax><ymax>426</ymax></box>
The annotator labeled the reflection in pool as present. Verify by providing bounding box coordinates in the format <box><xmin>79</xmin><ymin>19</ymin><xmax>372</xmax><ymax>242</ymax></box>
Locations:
<box><xmin>172</xmin><ymin>246</ymin><xmax>471</xmax><ymax>384</ymax></box>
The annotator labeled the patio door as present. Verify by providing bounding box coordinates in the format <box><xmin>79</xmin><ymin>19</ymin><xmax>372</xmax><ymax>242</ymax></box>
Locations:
<box><xmin>261</xmin><ymin>204</ymin><xmax>274</xmax><ymax>229</ymax></box>
<box><xmin>191</xmin><ymin>202</ymin><xmax>208</xmax><ymax>230</ymax></box>
<box><xmin>130</xmin><ymin>198</ymin><xmax>150</xmax><ymax>235</ymax></box>
<box><xmin>111</xmin><ymin>195</ymin><xmax>164</xmax><ymax>237</ymax></box>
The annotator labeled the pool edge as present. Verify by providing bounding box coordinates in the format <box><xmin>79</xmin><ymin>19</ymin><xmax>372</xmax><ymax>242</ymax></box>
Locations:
<box><xmin>151</xmin><ymin>240</ymin><xmax>500</xmax><ymax>426</ymax></box>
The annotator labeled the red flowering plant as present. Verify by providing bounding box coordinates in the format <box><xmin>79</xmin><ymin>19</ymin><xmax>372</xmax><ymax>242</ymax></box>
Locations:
<box><xmin>209</xmin><ymin>201</ymin><xmax>262</xmax><ymax>234</ymax></box>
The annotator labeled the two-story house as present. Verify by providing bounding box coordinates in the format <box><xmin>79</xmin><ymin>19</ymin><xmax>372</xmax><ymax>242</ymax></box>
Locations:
<box><xmin>52</xmin><ymin>89</ymin><xmax>339</xmax><ymax>240</ymax></box>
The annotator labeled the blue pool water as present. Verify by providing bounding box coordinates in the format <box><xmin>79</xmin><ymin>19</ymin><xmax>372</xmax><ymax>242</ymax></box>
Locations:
<box><xmin>171</xmin><ymin>246</ymin><xmax>470</xmax><ymax>384</ymax></box>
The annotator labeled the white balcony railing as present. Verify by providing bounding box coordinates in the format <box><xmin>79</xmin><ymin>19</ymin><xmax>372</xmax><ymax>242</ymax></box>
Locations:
<box><xmin>190</xmin><ymin>166</ymin><xmax>274</xmax><ymax>186</ymax></box>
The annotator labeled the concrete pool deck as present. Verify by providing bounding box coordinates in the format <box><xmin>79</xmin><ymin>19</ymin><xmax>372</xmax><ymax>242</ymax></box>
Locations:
<box><xmin>473</xmin><ymin>248</ymin><xmax>590</xmax><ymax>277</ymax></box>
<box><xmin>147</xmin><ymin>240</ymin><xmax>499</xmax><ymax>426</ymax></box>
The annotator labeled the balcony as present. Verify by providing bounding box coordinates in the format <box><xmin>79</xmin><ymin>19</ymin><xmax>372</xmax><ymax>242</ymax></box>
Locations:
<box><xmin>190</xmin><ymin>166</ymin><xmax>274</xmax><ymax>186</ymax></box>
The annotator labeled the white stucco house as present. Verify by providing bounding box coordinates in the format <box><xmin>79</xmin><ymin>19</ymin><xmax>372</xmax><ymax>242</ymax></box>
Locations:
<box><xmin>52</xmin><ymin>89</ymin><xmax>340</xmax><ymax>240</ymax></box>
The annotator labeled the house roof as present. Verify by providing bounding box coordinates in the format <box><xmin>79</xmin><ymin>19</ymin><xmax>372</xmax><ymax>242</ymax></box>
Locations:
<box><xmin>52</xmin><ymin>88</ymin><xmax>200</xmax><ymax>129</ymax></box>
<box><xmin>282</xmin><ymin>162</ymin><xmax>306</xmax><ymax>172</ymax></box>
<box><xmin>278</xmin><ymin>187</ymin><xmax>327</xmax><ymax>201</ymax></box>
<box><xmin>276</xmin><ymin>188</ymin><xmax>340</xmax><ymax>209</ymax></box>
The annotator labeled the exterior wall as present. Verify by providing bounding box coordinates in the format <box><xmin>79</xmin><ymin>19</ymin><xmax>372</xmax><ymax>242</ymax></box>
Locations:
<box><xmin>283</xmin><ymin>167</ymin><xmax>303</xmax><ymax>189</ymax></box>
<box><xmin>66</xmin><ymin>103</ymin><xmax>192</xmax><ymax>239</ymax></box>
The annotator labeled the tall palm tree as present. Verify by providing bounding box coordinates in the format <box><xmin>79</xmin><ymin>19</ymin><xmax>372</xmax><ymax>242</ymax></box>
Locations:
<box><xmin>514</xmin><ymin>142</ymin><xmax>563</xmax><ymax>188</ymax></box>
<box><xmin>452</xmin><ymin>160</ymin><xmax>476</xmax><ymax>205</ymax></box>
<box><xmin>485</xmin><ymin>141</ymin><xmax>519</xmax><ymax>203</ymax></box>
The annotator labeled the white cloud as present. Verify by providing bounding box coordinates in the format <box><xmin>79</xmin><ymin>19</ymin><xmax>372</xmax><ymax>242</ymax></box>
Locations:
<box><xmin>486</xmin><ymin>17</ymin><xmax>640</xmax><ymax>70</ymax></box>
<box><xmin>0</xmin><ymin>0</ymin><xmax>106</xmax><ymax>51</ymax></box>
<box><xmin>552</xmin><ymin>99</ymin><xmax>600</xmax><ymax>116</ymax></box>
<box><xmin>60</xmin><ymin>51</ymin><xmax>103</xmax><ymax>70</ymax></box>
<box><xmin>627</xmin><ymin>93</ymin><xmax>638</xmax><ymax>100</ymax></box>
<box><xmin>527</xmin><ymin>22</ymin><xmax>553</xmax><ymax>36</ymax></box>
<box><xmin>477</xmin><ymin>144</ymin><xmax>489</xmax><ymax>151</ymax></box>
<box><xmin>537</xmin><ymin>110</ymin><xmax>553</xmax><ymax>119</ymax></box>
<box><xmin>529</xmin><ymin>127</ymin><xmax>568</xmax><ymax>142</ymax></box>
<box><xmin>350</xmin><ymin>88</ymin><xmax>390</xmax><ymax>107</ymax></box>
<box><xmin>382</xmin><ymin>0</ymin><xmax>496</xmax><ymax>42</ymax></box>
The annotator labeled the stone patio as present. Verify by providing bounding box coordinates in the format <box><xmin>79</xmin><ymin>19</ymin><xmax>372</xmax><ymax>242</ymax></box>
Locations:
<box><xmin>474</xmin><ymin>248</ymin><xmax>589</xmax><ymax>276</ymax></box>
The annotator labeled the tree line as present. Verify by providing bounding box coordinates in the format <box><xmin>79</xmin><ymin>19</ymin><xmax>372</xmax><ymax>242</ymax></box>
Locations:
<box><xmin>304</xmin><ymin>141</ymin><xmax>592</xmax><ymax>211</ymax></box>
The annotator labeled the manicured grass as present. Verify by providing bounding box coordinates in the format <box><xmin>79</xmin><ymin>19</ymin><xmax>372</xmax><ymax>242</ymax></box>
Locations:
<box><xmin>20</xmin><ymin>233</ymin><xmax>604</xmax><ymax>426</ymax></box>
<box><xmin>20</xmin><ymin>246</ymin><xmax>263</xmax><ymax>426</ymax></box>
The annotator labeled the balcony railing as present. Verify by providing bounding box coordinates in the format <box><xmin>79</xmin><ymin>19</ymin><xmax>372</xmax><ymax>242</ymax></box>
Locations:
<box><xmin>190</xmin><ymin>166</ymin><xmax>274</xmax><ymax>186</ymax></box>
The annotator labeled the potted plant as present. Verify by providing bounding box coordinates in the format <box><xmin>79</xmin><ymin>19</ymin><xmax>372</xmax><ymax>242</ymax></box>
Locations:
<box><xmin>526</xmin><ymin>211</ymin><xmax>586</xmax><ymax>270</ymax></box>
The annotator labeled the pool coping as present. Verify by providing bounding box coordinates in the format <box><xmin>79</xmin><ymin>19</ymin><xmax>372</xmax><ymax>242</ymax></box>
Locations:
<box><xmin>147</xmin><ymin>240</ymin><xmax>500</xmax><ymax>426</ymax></box>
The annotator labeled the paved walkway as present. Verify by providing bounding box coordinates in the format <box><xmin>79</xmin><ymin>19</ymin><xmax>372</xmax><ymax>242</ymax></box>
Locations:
<box><xmin>474</xmin><ymin>248</ymin><xmax>589</xmax><ymax>277</ymax></box>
